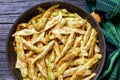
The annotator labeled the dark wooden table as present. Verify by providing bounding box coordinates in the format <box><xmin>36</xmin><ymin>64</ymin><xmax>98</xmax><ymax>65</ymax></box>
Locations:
<box><xmin>0</xmin><ymin>0</ymin><xmax>86</xmax><ymax>79</ymax></box>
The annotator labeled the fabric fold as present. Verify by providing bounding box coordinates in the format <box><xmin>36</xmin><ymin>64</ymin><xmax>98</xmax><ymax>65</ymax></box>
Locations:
<box><xmin>86</xmin><ymin>0</ymin><xmax>120</xmax><ymax>80</ymax></box>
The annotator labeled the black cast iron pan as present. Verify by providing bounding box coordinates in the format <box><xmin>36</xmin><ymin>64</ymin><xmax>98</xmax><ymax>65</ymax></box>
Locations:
<box><xmin>6</xmin><ymin>1</ymin><xmax>106</xmax><ymax>80</ymax></box>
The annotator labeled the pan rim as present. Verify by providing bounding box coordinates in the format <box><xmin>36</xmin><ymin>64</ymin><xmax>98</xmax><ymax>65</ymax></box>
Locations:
<box><xmin>6</xmin><ymin>1</ymin><xmax>106</xmax><ymax>80</ymax></box>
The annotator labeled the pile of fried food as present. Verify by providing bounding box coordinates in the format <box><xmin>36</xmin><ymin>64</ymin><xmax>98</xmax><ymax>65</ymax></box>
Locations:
<box><xmin>12</xmin><ymin>4</ymin><xmax>102</xmax><ymax>80</ymax></box>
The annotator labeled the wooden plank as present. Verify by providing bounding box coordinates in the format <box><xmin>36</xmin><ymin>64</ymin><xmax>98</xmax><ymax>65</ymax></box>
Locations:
<box><xmin>0</xmin><ymin>0</ymin><xmax>46</xmax><ymax>3</ymax></box>
<box><xmin>0</xmin><ymin>24</ymin><xmax>12</xmax><ymax>30</ymax></box>
<box><xmin>0</xmin><ymin>24</ymin><xmax>12</xmax><ymax>40</ymax></box>
<box><xmin>0</xmin><ymin>70</ymin><xmax>14</xmax><ymax>80</ymax></box>
<box><xmin>0</xmin><ymin>70</ymin><xmax>11</xmax><ymax>74</ymax></box>
<box><xmin>0</xmin><ymin>34</ymin><xmax>8</xmax><ymax>40</ymax></box>
<box><xmin>0</xmin><ymin>0</ymin><xmax>50</xmax><ymax>14</ymax></box>
<box><xmin>0</xmin><ymin>71</ymin><xmax>14</xmax><ymax>80</ymax></box>
<box><xmin>0</xmin><ymin>47</ymin><xmax>6</xmax><ymax>53</ymax></box>
<box><xmin>0</xmin><ymin>41</ymin><xmax>6</xmax><ymax>52</ymax></box>
<box><xmin>0</xmin><ymin>14</ymin><xmax>19</xmax><ymax>23</ymax></box>
<box><xmin>0</xmin><ymin>62</ymin><xmax>9</xmax><ymax>70</ymax></box>
<box><xmin>0</xmin><ymin>53</ymin><xmax>6</xmax><ymax>62</ymax></box>
<box><xmin>0</xmin><ymin>0</ymin><xmax>85</xmax><ymax>14</ymax></box>
<box><xmin>0</xmin><ymin>75</ymin><xmax>14</xmax><ymax>80</ymax></box>
<box><xmin>0</xmin><ymin>24</ymin><xmax>12</xmax><ymax>53</ymax></box>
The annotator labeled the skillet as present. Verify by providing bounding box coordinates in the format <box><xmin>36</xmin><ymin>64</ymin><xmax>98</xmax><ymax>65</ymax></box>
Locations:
<box><xmin>6</xmin><ymin>1</ymin><xmax>106</xmax><ymax>80</ymax></box>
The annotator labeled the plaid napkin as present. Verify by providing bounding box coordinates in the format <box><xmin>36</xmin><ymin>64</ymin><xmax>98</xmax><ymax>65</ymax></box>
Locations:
<box><xmin>86</xmin><ymin>0</ymin><xmax>120</xmax><ymax>80</ymax></box>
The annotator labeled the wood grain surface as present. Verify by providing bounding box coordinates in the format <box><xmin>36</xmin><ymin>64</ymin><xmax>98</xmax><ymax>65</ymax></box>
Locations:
<box><xmin>0</xmin><ymin>0</ymin><xmax>116</xmax><ymax>80</ymax></box>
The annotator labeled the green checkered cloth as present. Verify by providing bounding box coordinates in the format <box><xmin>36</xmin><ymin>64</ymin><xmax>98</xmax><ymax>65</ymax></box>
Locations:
<box><xmin>86</xmin><ymin>0</ymin><xmax>120</xmax><ymax>80</ymax></box>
